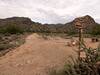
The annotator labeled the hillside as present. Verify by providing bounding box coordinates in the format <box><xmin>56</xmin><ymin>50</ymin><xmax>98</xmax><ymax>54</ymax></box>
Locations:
<box><xmin>32</xmin><ymin>15</ymin><xmax>100</xmax><ymax>34</ymax></box>
<box><xmin>0</xmin><ymin>17</ymin><xmax>33</xmax><ymax>33</ymax></box>
<box><xmin>0</xmin><ymin>15</ymin><xmax>100</xmax><ymax>34</ymax></box>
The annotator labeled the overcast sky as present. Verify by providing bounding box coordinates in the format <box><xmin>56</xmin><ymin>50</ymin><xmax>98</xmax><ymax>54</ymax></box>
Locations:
<box><xmin>0</xmin><ymin>0</ymin><xmax>100</xmax><ymax>24</ymax></box>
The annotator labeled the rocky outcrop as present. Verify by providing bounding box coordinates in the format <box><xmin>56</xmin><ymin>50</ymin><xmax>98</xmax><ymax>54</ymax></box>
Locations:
<box><xmin>62</xmin><ymin>15</ymin><xmax>98</xmax><ymax>34</ymax></box>
<box><xmin>73</xmin><ymin>15</ymin><xmax>95</xmax><ymax>28</ymax></box>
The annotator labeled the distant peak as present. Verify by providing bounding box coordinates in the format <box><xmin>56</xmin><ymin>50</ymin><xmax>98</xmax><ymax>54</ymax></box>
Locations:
<box><xmin>83</xmin><ymin>15</ymin><xmax>94</xmax><ymax>20</ymax></box>
<box><xmin>84</xmin><ymin>15</ymin><xmax>92</xmax><ymax>18</ymax></box>
<box><xmin>73</xmin><ymin>15</ymin><xmax>95</xmax><ymax>28</ymax></box>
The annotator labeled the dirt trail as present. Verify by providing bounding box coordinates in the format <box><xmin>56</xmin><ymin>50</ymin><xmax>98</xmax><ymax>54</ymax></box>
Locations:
<box><xmin>0</xmin><ymin>33</ymin><xmax>99</xmax><ymax>75</ymax></box>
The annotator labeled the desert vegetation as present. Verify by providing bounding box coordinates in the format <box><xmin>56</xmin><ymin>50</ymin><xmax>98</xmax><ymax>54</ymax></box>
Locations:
<box><xmin>0</xmin><ymin>17</ymin><xmax>33</xmax><ymax>56</ymax></box>
<box><xmin>49</xmin><ymin>43</ymin><xmax>100</xmax><ymax>75</ymax></box>
<box><xmin>0</xmin><ymin>33</ymin><xmax>29</xmax><ymax>56</ymax></box>
<box><xmin>0</xmin><ymin>15</ymin><xmax>100</xmax><ymax>75</ymax></box>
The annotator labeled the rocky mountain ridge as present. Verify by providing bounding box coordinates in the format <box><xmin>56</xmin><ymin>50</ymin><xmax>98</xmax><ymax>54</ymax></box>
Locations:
<box><xmin>0</xmin><ymin>15</ymin><xmax>99</xmax><ymax>34</ymax></box>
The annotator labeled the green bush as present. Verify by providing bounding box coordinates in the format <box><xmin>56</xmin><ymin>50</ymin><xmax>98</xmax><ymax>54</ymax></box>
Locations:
<box><xmin>0</xmin><ymin>24</ymin><xmax>24</xmax><ymax>34</ymax></box>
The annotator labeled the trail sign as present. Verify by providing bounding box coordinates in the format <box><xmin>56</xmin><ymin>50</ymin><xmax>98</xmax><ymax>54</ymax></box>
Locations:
<box><xmin>74</xmin><ymin>18</ymin><xmax>84</xmax><ymax>29</ymax></box>
<box><xmin>73</xmin><ymin>18</ymin><xmax>84</xmax><ymax>61</ymax></box>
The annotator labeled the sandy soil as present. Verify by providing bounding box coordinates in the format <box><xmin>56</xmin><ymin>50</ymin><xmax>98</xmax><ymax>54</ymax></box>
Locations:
<box><xmin>0</xmin><ymin>33</ymin><xmax>99</xmax><ymax>75</ymax></box>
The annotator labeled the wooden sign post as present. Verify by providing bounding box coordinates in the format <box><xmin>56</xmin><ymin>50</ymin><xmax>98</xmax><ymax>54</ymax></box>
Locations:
<box><xmin>74</xmin><ymin>19</ymin><xmax>84</xmax><ymax>61</ymax></box>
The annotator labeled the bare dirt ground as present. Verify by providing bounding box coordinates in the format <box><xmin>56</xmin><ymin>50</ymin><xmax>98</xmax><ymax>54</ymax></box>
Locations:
<box><xmin>0</xmin><ymin>33</ymin><xmax>99</xmax><ymax>75</ymax></box>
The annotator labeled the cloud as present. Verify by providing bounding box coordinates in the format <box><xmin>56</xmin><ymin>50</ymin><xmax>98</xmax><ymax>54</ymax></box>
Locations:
<box><xmin>36</xmin><ymin>9</ymin><xmax>75</xmax><ymax>24</ymax></box>
<box><xmin>0</xmin><ymin>0</ymin><xmax>100</xmax><ymax>24</ymax></box>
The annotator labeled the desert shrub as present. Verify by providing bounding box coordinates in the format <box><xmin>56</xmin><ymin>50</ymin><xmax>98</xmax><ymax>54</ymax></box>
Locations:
<box><xmin>0</xmin><ymin>24</ymin><xmax>24</xmax><ymax>34</ymax></box>
<box><xmin>0</xmin><ymin>44</ymin><xmax>12</xmax><ymax>51</ymax></box>
<box><xmin>0</xmin><ymin>34</ymin><xmax>26</xmax><ymax>56</ymax></box>
<box><xmin>49</xmin><ymin>44</ymin><xmax>100</xmax><ymax>75</ymax></box>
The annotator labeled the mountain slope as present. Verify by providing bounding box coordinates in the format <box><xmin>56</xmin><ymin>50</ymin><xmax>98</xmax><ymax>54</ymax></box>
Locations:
<box><xmin>0</xmin><ymin>15</ymin><xmax>99</xmax><ymax>34</ymax></box>
<box><xmin>0</xmin><ymin>17</ymin><xmax>33</xmax><ymax>33</ymax></box>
